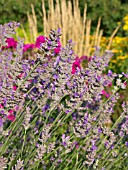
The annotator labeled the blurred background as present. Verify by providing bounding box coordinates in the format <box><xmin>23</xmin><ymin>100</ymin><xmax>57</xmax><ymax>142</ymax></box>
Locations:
<box><xmin>1</xmin><ymin>0</ymin><xmax>128</xmax><ymax>72</ymax></box>
<box><xmin>0</xmin><ymin>0</ymin><xmax>128</xmax><ymax>70</ymax></box>
<box><xmin>0</xmin><ymin>0</ymin><xmax>128</xmax><ymax>35</ymax></box>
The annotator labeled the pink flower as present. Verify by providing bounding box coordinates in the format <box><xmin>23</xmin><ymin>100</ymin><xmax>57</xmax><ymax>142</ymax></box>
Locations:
<box><xmin>18</xmin><ymin>73</ymin><xmax>24</xmax><ymax>79</ymax></box>
<box><xmin>35</xmin><ymin>36</ymin><xmax>45</xmax><ymax>48</ymax></box>
<box><xmin>23</xmin><ymin>44</ymin><xmax>35</xmax><ymax>52</ymax></box>
<box><xmin>124</xmin><ymin>82</ymin><xmax>127</xmax><ymax>86</ymax></box>
<box><xmin>71</xmin><ymin>55</ymin><xmax>91</xmax><ymax>73</ymax></box>
<box><xmin>8</xmin><ymin>74</ymin><xmax>12</xmax><ymax>79</ymax></box>
<box><xmin>71</xmin><ymin>57</ymin><xmax>81</xmax><ymax>74</ymax></box>
<box><xmin>2</xmin><ymin>38</ymin><xmax>17</xmax><ymax>49</ymax></box>
<box><xmin>13</xmin><ymin>85</ymin><xmax>18</xmax><ymax>91</ymax></box>
<box><xmin>54</xmin><ymin>41</ymin><xmax>61</xmax><ymax>54</ymax></box>
<box><xmin>0</xmin><ymin>104</ymin><xmax>4</xmax><ymax>108</ymax></box>
<box><xmin>9</xmin><ymin>109</ymin><xmax>14</xmax><ymax>114</ymax></box>
<box><xmin>102</xmin><ymin>90</ymin><xmax>110</xmax><ymax>98</ymax></box>
<box><xmin>75</xmin><ymin>144</ymin><xmax>79</xmax><ymax>149</ymax></box>
<box><xmin>6</xmin><ymin>38</ymin><xmax>17</xmax><ymax>48</ymax></box>
<box><xmin>54</xmin><ymin>47</ymin><xmax>60</xmax><ymax>54</ymax></box>
<box><xmin>7</xmin><ymin>114</ymin><xmax>15</xmax><ymax>122</ymax></box>
<box><xmin>108</xmin><ymin>82</ymin><xmax>112</xmax><ymax>87</ymax></box>
<box><xmin>80</xmin><ymin>55</ymin><xmax>92</xmax><ymax>62</ymax></box>
<box><xmin>29</xmin><ymin>79</ymin><xmax>33</xmax><ymax>83</ymax></box>
<box><xmin>7</xmin><ymin>110</ymin><xmax>15</xmax><ymax>122</ymax></box>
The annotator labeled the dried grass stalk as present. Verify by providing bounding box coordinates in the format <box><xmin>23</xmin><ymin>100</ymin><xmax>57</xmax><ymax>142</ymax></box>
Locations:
<box><xmin>41</xmin><ymin>0</ymin><xmax>104</xmax><ymax>56</ymax></box>
<box><xmin>24</xmin><ymin>0</ymin><xmax>117</xmax><ymax>56</ymax></box>
<box><xmin>94</xmin><ymin>17</ymin><xmax>102</xmax><ymax>46</ymax></box>
<box><xmin>84</xmin><ymin>19</ymin><xmax>91</xmax><ymax>56</ymax></box>
<box><xmin>31</xmin><ymin>4</ymin><xmax>37</xmax><ymax>40</ymax></box>
<box><xmin>42</xmin><ymin>0</ymin><xmax>47</xmax><ymax>35</ymax></box>
<box><xmin>107</xmin><ymin>24</ymin><xmax>120</xmax><ymax>50</ymax></box>
<box><xmin>26</xmin><ymin>4</ymin><xmax>38</xmax><ymax>43</ymax></box>
<box><xmin>20</xmin><ymin>24</ymin><xmax>29</xmax><ymax>43</ymax></box>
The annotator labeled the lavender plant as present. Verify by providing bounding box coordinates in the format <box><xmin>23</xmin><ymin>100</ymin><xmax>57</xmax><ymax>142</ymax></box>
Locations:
<box><xmin>0</xmin><ymin>22</ymin><xmax>128</xmax><ymax>170</ymax></box>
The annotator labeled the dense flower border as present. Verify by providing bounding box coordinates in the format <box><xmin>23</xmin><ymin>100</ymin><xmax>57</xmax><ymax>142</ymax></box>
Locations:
<box><xmin>0</xmin><ymin>22</ymin><xmax>127</xmax><ymax>170</ymax></box>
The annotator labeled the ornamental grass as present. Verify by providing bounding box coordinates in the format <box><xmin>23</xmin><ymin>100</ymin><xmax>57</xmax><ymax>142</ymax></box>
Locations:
<box><xmin>19</xmin><ymin>0</ymin><xmax>121</xmax><ymax>57</ymax></box>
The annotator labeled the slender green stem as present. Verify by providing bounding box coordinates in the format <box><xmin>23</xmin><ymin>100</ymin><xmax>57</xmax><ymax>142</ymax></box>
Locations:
<box><xmin>78</xmin><ymin>163</ymin><xmax>85</xmax><ymax>170</ymax></box>
<box><xmin>21</xmin><ymin>128</ymin><xmax>27</xmax><ymax>158</ymax></box>
<box><xmin>28</xmin><ymin>160</ymin><xmax>40</xmax><ymax>170</ymax></box>
<box><xmin>0</xmin><ymin>100</ymin><xmax>33</xmax><ymax>155</ymax></box>
<box><xmin>100</xmin><ymin>136</ymin><xmax>124</xmax><ymax>168</ymax></box>
<box><xmin>0</xmin><ymin>115</ymin><xmax>24</xmax><ymax>155</ymax></box>
<box><xmin>76</xmin><ymin>159</ymin><xmax>83</xmax><ymax>170</ymax></box>
<box><xmin>74</xmin><ymin>151</ymin><xmax>79</xmax><ymax>170</ymax></box>
<box><xmin>63</xmin><ymin>151</ymin><xmax>77</xmax><ymax>169</ymax></box>
<box><xmin>57</xmin><ymin>153</ymin><xmax>70</xmax><ymax>170</ymax></box>
<box><xmin>96</xmin><ymin>112</ymin><xmax>124</xmax><ymax>153</ymax></box>
<box><xmin>105</xmin><ymin>148</ymin><xmax>128</xmax><ymax>170</ymax></box>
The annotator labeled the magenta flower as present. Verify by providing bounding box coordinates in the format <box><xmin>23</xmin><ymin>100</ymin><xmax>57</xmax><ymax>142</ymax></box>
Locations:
<box><xmin>35</xmin><ymin>36</ymin><xmax>45</xmax><ymax>48</ymax></box>
<box><xmin>80</xmin><ymin>55</ymin><xmax>92</xmax><ymax>62</ymax></box>
<box><xmin>102</xmin><ymin>90</ymin><xmax>110</xmax><ymax>98</ymax></box>
<box><xmin>17</xmin><ymin>73</ymin><xmax>24</xmax><ymax>79</ymax></box>
<box><xmin>13</xmin><ymin>85</ymin><xmax>18</xmax><ymax>91</ymax></box>
<box><xmin>0</xmin><ymin>104</ymin><xmax>4</xmax><ymax>108</ymax></box>
<box><xmin>8</xmin><ymin>109</ymin><xmax>14</xmax><ymax>114</ymax></box>
<box><xmin>71</xmin><ymin>56</ymin><xmax>81</xmax><ymax>74</ymax></box>
<box><xmin>108</xmin><ymin>82</ymin><xmax>112</xmax><ymax>87</ymax></box>
<box><xmin>23</xmin><ymin>44</ymin><xmax>35</xmax><ymax>52</ymax></box>
<box><xmin>75</xmin><ymin>144</ymin><xmax>79</xmax><ymax>149</ymax></box>
<box><xmin>7</xmin><ymin>110</ymin><xmax>15</xmax><ymax>122</ymax></box>
<box><xmin>71</xmin><ymin>55</ymin><xmax>92</xmax><ymax>74</ymax></box>
<box><xmin>54</xmin><ymin>41</ymin><xmax>61</xmax><ymax>54</ymax></box>
<box><xmin>124</xmin><ymin>82</ymin><xmax>127</xmax><ymax>86</ymax></box>
<box><xmin>6</xmin><ymin>38</ymin><xmax>17</xmax><ymax>48</ymax></box>
<box><xmin>7</xmin><ymin>114</ymin><xmax>15</xmax><ymax>122</ymax></box>
<box><xmin>2</xmin><ymin>38</ymin><xmax>17</xmax><ymax>49</ymax></box>
<box><xmin>29</xmin><ymin>79</ymin><xmax>33</xmax><ymax>83</ymax></box>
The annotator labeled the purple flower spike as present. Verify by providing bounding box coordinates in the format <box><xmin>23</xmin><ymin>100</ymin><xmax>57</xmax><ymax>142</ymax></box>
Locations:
<box><xmin>68</xmin><ymin>39</ymin><xmax>72</xmax><ymax>43</ymax></box>
<box><xmin>125</xmin><ymin>141</ymin><xmax>128</xmax><ymax>147</ymax></box>
<box><xmin>58</xmin><ymin>28</ymin><xmax>61</xmax><ymax>34</ymax></box>
<box><xmin>108</xmin><ymin>70</ymin><xmax>113</xmax><ymax>77</ymax></box>
<box><xmin>91</xmin><ymin>145</ymin><xmax>97</xmax><ymax>151</ymax></box>
<box><xmin>0</xmin><ymin>118</ymin><xmax>3</xmax><ymax>127</ymax></box>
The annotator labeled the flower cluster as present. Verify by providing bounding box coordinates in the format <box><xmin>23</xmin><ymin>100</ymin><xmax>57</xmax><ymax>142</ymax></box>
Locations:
<box><xmin>123</xmin><ymin>15</ymin><xmax>128</xmax><ymax>31</ymax></box>
<box><xmin>1</xmin><ymin>34</ymin><xmax>61</xmax><ymax>60</ymax></box>
<box><xmin>71</xmin><ymin>55</ymin><xmax>92</xmax><ymax>74</ymax></box>
<box><xmin>2</xmin><ymin>38</ymin><xmax>17</xmax><ymax>50</ymax></box>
